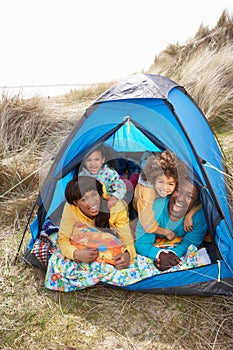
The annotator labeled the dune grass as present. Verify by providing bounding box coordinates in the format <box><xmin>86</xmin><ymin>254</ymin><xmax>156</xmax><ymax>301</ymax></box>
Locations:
<box><xmin>1</xmin><ymin>10</ymin><xmax>233</xmax><ymax>350</ymax></box>
<box><xmin>1</xmin><ymin>242</ymin><xmax>233</xmax><ymax>350</ymax></box>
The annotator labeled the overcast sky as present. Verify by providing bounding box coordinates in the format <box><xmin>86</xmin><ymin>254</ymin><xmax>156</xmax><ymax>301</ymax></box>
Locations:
<box><xmin>1</xmin><ymin>0</ymin><xmax>233</xmax><ymax>89</ymax></box>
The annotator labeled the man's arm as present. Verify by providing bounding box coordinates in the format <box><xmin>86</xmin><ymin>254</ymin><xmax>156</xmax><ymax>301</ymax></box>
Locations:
<box><xmin>169</xmin><ymin>209</ymin><xmax>207</xmax><ymax>258</ymax></box>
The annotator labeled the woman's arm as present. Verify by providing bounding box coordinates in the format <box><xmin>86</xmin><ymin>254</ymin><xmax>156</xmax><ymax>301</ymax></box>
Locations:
<box><xmin>59</xmin><ymin>204</ymin><xmax>99</xmax><ymax>263</ymax></box>
<box><xmin>73</xmin><ymin>248</ymin><xmax>98</xmax><ymax>263</ymax></box>
<box><xmin>58</xmin><ymin>203</ymin><xmax>81</xmax><ymax>260</ymax></box>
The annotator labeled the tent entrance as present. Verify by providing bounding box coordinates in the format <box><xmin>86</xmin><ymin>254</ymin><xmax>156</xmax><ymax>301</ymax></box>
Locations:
<box><xmin>105</xmin><ymin>116</ymin><xmax>161</xmax><ymax>153</ymax></box>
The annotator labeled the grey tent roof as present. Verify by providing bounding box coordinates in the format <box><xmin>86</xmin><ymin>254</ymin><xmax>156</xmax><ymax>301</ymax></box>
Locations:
<box><xmin>95</xmin><ymin>73</ymin><xmax>180</xmax><ymax>103</ymax></box>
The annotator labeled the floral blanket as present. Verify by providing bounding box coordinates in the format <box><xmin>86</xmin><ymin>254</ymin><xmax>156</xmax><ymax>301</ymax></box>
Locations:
<box><xmin>45</xmin><ymin>251</ymin><xmax>157</xmax><ymax>292</ymax></box>
<box><xmin>45</xmin><ymin>244</ymin><xmax>211</xmax><ymax>293</ymax></box>
<box><xmin>34</xmin><ymin>221</ymin><xmax>211</xmax><ymax>292</ymax></box>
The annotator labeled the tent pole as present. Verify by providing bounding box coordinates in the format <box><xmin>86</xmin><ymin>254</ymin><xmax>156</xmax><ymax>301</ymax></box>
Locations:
<box><xmin>13</xmin><ymin>203</ymin><xmax>37</xmax><ymax>265</ymax></box>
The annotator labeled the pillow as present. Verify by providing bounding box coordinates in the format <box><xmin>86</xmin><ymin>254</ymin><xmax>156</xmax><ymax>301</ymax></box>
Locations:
<box><xmin>70</xmin><ymin>222</ymin><xmax>124</xmax><ymax>265</ymax></box>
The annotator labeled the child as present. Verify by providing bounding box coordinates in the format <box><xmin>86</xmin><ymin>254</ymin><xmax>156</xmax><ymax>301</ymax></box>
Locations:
<box><xmin>78</xmin><ymin>145</ymin><xmax>126</xmax><ymax>209</ymax></box>
<box><xmin>133</xmin><ymin>150</ymin><xmax>200</xmax><ymax>240</ymax></box>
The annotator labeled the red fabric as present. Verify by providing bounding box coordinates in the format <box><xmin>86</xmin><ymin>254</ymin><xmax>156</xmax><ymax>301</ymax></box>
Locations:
<box><xmin>121</xmin><ymin>172</ymin><xmax>139</xmax><ymax>192</ymax></box>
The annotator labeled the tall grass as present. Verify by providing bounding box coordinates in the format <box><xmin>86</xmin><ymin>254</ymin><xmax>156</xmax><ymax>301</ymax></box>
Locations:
<box><xmin>149</xmin><ymin>10</ymin><xmax>233</xmax><ymax>198</ymax></box>
<box><xmin>63</xmin><ymin>81</ymin><xmax>114</xmax><ymax>104</ymax></box>
<box><xmin>0</xmin><ymin>10</ymin><xmax>233</xmax><ymax>350</ymax></box>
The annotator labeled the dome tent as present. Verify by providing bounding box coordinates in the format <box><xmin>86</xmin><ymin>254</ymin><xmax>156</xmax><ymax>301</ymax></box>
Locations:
<box><xmin>19</xmin><ymin>73</ymin><xmax>233</xmax><ymax>296</ymax></box>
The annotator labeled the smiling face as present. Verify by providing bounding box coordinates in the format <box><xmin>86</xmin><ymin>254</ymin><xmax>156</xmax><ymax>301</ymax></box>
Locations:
<box><xmin>84</xmin><ymin>150</ymin><xmax>105</xmax><ymax>174</ymax></box>
<box><xmin>75</xmin><ymin>190</ymin><xmax>101</xmax><ymax>218</ymax></box>
<box><xmin>154</xmin><ymin>175</ymin><xmax>176</xmax><ymax>197</ymax></box>
<box><xmin>168</xmin><ymin>179</ymin><xmax>199</xmax><ymax>220</ymax></box>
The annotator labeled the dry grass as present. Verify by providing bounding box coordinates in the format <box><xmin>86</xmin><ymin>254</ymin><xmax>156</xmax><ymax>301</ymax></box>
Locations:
<box><xmin>149</xmin><ymin>11</ymin><xmax>233</xmax><ymax>125</ymax></box>
<box><xmin>1</xmin><ymin>10</ymin><xmax>233</xmax><ymax>350</ymax></box>
<box><xmin>150</xmin><ymin>11</ymin><xmax>233</xmax><ymax>75</ymax></box>
<box><xmin>1</xmin><ymin>94</ymin><xmax>56</xmax><ymax>156</ymax></box>
<box><xmin>151</xmin><ymin>45</ymin><xmax>233</xmax><ymax>126</ymax></box>
<box><xmin>1</xmin><ymin>239</ymin><xmax>233</xmax><ymax>350</ymax></box>
<box><xmin>63</xmin><ymin>81</ymin><xmax>115</xmax><ymax>104</ymax></box>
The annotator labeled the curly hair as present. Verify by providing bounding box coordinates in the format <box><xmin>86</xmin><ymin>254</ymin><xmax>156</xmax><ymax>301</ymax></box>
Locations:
<box><xmin>142</xmin><ymin>150</ymin><xmax>187</xmax><ymax>184</ymax></box>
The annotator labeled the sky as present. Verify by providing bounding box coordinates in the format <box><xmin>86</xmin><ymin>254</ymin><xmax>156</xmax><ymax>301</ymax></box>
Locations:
<box><xmin>1</xmin><ymin>0</ymin><xmax>233</xmax><ymax>95</ymax></box>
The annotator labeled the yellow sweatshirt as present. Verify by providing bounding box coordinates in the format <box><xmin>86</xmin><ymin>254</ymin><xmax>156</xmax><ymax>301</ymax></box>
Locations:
<box><xmin>58</xmin><ymin>200</ymin><xmax>136</xmax><ymax>260</ymax></box>
<box><xmin>133</xmin><ymin>182</ymin><xmax>158</xmax><ymax>233</ymax></box>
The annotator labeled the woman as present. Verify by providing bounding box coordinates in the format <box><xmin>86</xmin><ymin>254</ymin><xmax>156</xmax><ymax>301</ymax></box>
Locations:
<box><xmin>58</xmin><ymin>175</ymin><xmax>136</xmax><ymax>269</ymax></box>
<box><xmin>45</xmin><ymin>176</ymin><xmax>159</xmax><ymax>292</ymax></box>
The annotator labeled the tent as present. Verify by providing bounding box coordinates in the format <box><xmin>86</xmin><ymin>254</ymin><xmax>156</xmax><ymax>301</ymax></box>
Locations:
<box><xmin>20</xmin><ymin>73</ymin><xmax>233</xmax><ymax>295</ymax></box>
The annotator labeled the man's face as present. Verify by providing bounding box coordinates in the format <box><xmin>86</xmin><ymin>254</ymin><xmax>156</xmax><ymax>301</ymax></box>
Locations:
<box><xmin>168</xmin><ymin>179</ymin><xmax>199</xmax><ymax>219</ymax></box>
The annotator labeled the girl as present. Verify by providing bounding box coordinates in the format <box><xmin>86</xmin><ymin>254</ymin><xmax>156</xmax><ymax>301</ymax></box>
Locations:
<box><xmin>58</xmin><ymin>176</ymin><xmax>136</xmax><ymax>269</ymax></box>
<box><xmin>133</xmin><ymin>150</ymin><xmax>199</xmax><ymax>240</ymax></box>
<box><xmin>78</xmin><ymin>145</ymin><xmax>126</xmax><ymax>209</ymax></box>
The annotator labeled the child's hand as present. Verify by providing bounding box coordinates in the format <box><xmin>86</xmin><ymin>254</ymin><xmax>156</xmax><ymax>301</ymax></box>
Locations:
<box><xmin>184</xmin><ymin>216</ymin><xmax>193</xmax><ymax>232</ymax></box>
<box><xmin>166</xmin><ymin>231</ymin><xmax>175</xmax><ymax>240</ymax></box>
<box><xmin>107</xmin><ymin>195</ymin><xmax>118</xmax><ymax>209</ymax></box>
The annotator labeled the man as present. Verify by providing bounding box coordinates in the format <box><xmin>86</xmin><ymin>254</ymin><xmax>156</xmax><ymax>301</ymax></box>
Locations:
<box><xmin>135</xmin><ymin>176</ymin><xmax>207</xmax><ymax>271</ymax></box>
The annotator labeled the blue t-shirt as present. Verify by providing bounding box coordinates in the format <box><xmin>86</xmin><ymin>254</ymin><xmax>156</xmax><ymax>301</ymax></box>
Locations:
<box><xmin>135</xmin><ymin>196</ymin><xmax>207</xmax><ymax>259</ymax></box>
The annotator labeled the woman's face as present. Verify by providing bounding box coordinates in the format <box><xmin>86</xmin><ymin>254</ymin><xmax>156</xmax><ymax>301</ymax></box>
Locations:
<box><xmin>154</xmin><ymin>175</ymin><xmax>176</xmax><ymax>197</ymax></box>
<box><xmin>75</xmin><ymin>190</ymin><xmax>101</xmax><ymax>218</ymax></box>
<box><xmin>84</xmin><ymin>150</ymin><xmax>104</xmax><ymax>174</ymax></box>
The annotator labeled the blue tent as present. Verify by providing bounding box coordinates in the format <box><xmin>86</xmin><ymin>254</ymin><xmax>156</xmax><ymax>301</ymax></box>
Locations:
<box><xmin>22</xmin><ymin>73</ymin><xmax>233</xmax><ymax>295</ymax></box>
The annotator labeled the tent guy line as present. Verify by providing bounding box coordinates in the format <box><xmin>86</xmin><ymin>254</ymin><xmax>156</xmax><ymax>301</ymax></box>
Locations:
<box><xmin>0</xmin><ymin>160</ymin><xmax>52</xmax><ymax>199</ymax></box>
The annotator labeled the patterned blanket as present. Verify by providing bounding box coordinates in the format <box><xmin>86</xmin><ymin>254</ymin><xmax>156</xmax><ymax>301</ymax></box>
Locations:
<box><xmin>45</xmin><ymin>244</ymin><xmax>211</xmax><ymax>293</ymax></box>
<box><xmin>33</xmin><ymin>220</ymin><xmax>211</xmax><ymax>292</ymax></box>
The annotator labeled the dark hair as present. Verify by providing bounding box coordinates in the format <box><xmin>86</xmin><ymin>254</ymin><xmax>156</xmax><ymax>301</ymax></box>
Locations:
<box><xmin>87</xmin><ymin>144</ymin><xmax>105</xmax><ymax>158</ymax></box>
<box><xmin>76</xmin><ymin>143</ymin><xmax>120</xmax><ymax>173</ymax></box>
<box><xmin>65</xmin><ymin>175</ymin><xmax>111</xmax><ymax>231</ymax></box>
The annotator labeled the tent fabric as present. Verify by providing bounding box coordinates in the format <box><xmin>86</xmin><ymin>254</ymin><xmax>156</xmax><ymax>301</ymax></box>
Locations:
<box><xmin>25</xmin><ymin>73</ymin><xmax>233</xmax><ymax>296</ymax></box>
<box><xmin>118</xmin><ymin>261</ymin><xmax>233</xmax><ymax>296</ymax></box>
<box><xmin>96</xmin><ymin>73</ymin><xmax>179</xmax><ymax>101</ymax></box>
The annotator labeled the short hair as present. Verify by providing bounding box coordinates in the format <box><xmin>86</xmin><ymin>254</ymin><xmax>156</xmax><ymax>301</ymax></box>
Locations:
<box><xmin>65</xmin><ymin>175</ymin><xmax>111</xmax><ymax>231</ymax></box>
<box><xmin>65</xmin><ymin>175</ymin><xmax>103</xmax><ymax>205</ymax></box>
